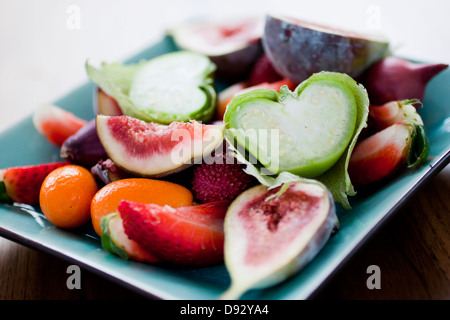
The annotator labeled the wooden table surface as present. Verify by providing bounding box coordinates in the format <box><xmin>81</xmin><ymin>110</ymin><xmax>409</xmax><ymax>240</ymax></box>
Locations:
<box><xmin>0</xmin><ymin>163</ymin><xmax>448</xmax><ymax>300</ymax></box>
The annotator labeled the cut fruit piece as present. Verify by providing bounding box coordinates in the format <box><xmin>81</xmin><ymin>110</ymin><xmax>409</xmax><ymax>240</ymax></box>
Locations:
<box><xmin>119</xmin><ymin>200</ymin><xmax>230</xmax><ymax>267</ymax></box>
<box><xmin>169</xmin><ymin>16</ymin><xmax>264</xmax><ymax>81</ymax></box>
<box><xmin>96</xmin><ymin>115</ymin><xmax>225</xmax><ymax>177</ymax></box>
<box><xmin>224</xmin><ymin>73</ymin><xmax>358</xmax><ymax>178</ymax></box>
<box><xmin>263</xmin><ymin>14</ymin><xmax>390</xmax><ymax>83</ymax></box>
<box><xmin>225</xmin><ymin>72</ymin><xmax>370</xmax><ymax>210</ymax></box>
<box><xmin>221</xmin><ymin>180</ymin><xmax>337</xmax><ymax>300</ymax></box>
<box><xmin>101</xmin><ymin>212</ymin><xmax>159</xmax><ymax>263</ymax></box>
<box><xmin>94</xmin><ymin>87</ymin><xmax>122</xmax><ymax>116</ymax></box>
<box><xmin>348</xmin><ymin>122</ymin><xmax>429</xmax><ymax>186</ymax></box>
<box><xmin>86</xmin><ymin>51</ymin><xmax>217</xmax><ymax>124</ymax></box>
<box><xmin>368</xmin><ymin>99</ymin><xmax>424</xmax><ymax>131</ymax></box>
<box><xmin>33</xmin><ymin>104</ymin><xmax>87</xmax><ymax>147</ymax></box>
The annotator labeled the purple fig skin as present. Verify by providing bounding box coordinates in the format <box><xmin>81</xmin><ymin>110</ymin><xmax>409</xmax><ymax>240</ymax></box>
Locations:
<box><xmin>222</xmin><ymin>181</ymin><xmax>338</xmax><ymax>299</ymax></box>
<box><xmin>262</xmin><ymin>15</ymin><xmax>389</xmax><ymax>83</ymax></box>
<box><xmin>361</xmin><ymin>56</ymin><xmax>448</xmax><ymax>105</ymax></box>
<box><xmin>60</xmin><ymin>118</ymin><xmax>108</xmax><ymax>169</ymax></box>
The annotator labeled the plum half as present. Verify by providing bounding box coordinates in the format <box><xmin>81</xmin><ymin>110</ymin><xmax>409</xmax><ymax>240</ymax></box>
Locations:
<box><xmin>263</xmin><ymin>14</ymin><xmax>390</xmax><ymax>83</ymax></box>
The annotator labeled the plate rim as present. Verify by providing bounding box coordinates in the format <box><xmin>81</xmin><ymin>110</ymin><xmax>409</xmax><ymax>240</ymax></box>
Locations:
<box><xmin>0</xmin><ymin>35</ymin><xmax>449</xmax><ymax>300</ymax></box>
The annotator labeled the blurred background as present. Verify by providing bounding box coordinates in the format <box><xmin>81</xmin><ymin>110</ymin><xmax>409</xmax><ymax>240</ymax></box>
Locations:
<box><xmin>0</xmin><ymin>0</ymin><xmax>449</xmax><ymax>132</ymax></box>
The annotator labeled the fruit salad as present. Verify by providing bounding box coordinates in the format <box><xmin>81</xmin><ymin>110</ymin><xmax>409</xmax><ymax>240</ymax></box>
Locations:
<box><xmin>0</xmin><ymin>14</ymin><xmax>447</xmax><ymax>300</ymax></box>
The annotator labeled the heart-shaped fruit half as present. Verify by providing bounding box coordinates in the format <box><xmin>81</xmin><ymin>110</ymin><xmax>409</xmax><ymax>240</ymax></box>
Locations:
<box><xmin>224</xmin><ymin>72</ymin><xmax>358</xmax><ymax>178</ymax></box>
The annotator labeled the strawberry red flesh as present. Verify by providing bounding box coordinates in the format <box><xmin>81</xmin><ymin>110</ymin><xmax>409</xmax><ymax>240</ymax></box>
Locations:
<box><xmin>348</xmin><ymin>123</ymin><xmax>414</xmax><ymax>186</ymax></box>
<box><xmin>369</xmin><ymin>99</ymin><xmax>424</xmax><ymax>131</ymax></box>
<box><xmin>119</xmin><ymin>200</ymin><xmax>230</xmax><ymax>267</ymax></box>
<box><xmin>1</xmin><ymin>162</ymin><xmax>68</xmax><ymax>205</ymax></box>
<box><xmin>33</xmin><ymin>104</ymin><xmax>87</xmax><ymax>147</ymax></box>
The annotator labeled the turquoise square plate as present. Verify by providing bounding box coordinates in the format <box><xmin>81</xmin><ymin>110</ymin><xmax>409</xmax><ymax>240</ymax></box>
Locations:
<box><xmin>0</xmin><ymin>36</ymin><xmax>449</xmax><ymax>300</ymax></box>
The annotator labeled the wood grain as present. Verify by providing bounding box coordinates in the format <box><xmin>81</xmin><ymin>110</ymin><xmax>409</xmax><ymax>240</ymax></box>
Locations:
<box><xmin>0</xmin><ymin>164</ymin><xmax>449</xmax><ymax>300</ymax></box>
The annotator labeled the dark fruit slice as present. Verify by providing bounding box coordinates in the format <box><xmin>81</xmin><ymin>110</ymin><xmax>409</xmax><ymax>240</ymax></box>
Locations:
<box><xmin>33</xmin><ymin>104</ymin><xmax>87</xmax><ymax>147</ymax></box>
<box><xmin>360</xmin><ymin>56</ymin><xmax>448</xmax><ymax>105</ymax></box>
<box><xmin>94</xmin><ymin>87</ymin><xmax>122</xmax><ymax>116</ymax></box>
<box><xmin>60</xmin><ymin>119</ymin><xmax>108</xmax><ymax>169</ymax></box>
<box><xmin>169</xmin><ymin>16</ymin><xmax>264</xmax><ymax>81</ymax></box>
<box><xmin>96</xmin><ymin>115</ymin><xmax>225</xmax><ymax>177</ymax></box>
<box><xmin>101</xmin><ymin>212</ymin><xmax>159</xmax><ymax>263</ymax></box>
<box><xmin>263</xmin><ymin>14</ymin><xmax>390</xmax><ymax>83</ymax></box>
<box><xmin>348</xmin><ymin>122</ymin><xmax>429</xmax><ymax>186</ymax></box>
<box><xmin>221</xmin><ymin>180</ymin><xmax>337</xmax><ymax>299</ymax></box>
<box><xmin>119</xmin><ymin>200</ymin><xmax>230</xmax><ymax>267</ymax></box>
<box><xmin>0</xmin><ymin>162</ymin><xmax>68</xmax><ymax>205</ymax></box>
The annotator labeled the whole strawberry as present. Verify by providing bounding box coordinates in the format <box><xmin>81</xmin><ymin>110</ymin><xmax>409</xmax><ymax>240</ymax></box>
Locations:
<box><xmin>191</xmin><ymin>148</ymin><xmax>256</xmax><ymax>203</ymax></box>
<box><xmin>0</xmin><ymin>162</ymin><xmax>68</xmax><ymax>205</ymax></box>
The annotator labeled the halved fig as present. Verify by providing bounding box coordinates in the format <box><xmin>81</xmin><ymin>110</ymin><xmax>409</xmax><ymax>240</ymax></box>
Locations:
<box><xmin>96</xmin><ymin>115</ymin><xmax>225</xmax><ymax>177</ymax></box>
<box><xmin>263</xmin><ymin>14</ymin><xmax>390</xmax><ymax>83</ymax></box>
<box><xmin>169</xmin><ymin>16</ymin><xmax>264</xmax><ymax>81</ymax></box>
<box><xmin>221</xmin><ymin>180</ymin><xmax>337</xmax><ymax>299</ymax></box>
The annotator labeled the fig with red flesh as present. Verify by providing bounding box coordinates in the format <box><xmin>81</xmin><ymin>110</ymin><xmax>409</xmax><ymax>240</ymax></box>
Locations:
<box><xmin>262</xmin><ymin>14</ymin><xmax>390</xmax><ymax>83</ymax></box>
<box><xmin>169</xmin><ymin>16</ymin><xmax>264</xmax><ymax>81</ymax></box>
<box><xmin>221</xmin><ymin>180</ymin><xmax>337</xmax><ymax>300</ymax></box>
<box><xmin>96</xmin><ymin>115</ymin><xmax>225</xmax><ymax>177</ymax></box>
<box><xmin>360</xmin><ymin>56</ymin><xmax>448</xmax><ymax>105</ymax></box>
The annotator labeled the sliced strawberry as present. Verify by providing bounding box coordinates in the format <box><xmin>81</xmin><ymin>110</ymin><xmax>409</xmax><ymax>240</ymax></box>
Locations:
<box><xmin>101</xmin><ymin>212</ymin><xmax>159</xmax><ymax>263</ymax></box>
<box><xmin>119</xmin><ymin>200</ymin><xmax>230</xmax><ymax>267</ymax></box>
<box><xmin>247</xmin><ymin>54</ymin><xmax>283</xmax><ymax>86</ymax></box>
<box><xmin>369</xmin><ymin>99</ymin><xmax>424</xmax><ymax>131</ymax></box>
<box><xmin>348</xmin><ymin>122</ymin><xmax>429</xmax><ymax>186</ymax></box>
<box><xmin>33</xmin><ymin>104</ymin><xmax>87</xmax><ymax>147</ymax></box>
<box><xmin>0</xmin><ymin>162</ymin><xmax>68</xmax><ymax>205</ymax></box>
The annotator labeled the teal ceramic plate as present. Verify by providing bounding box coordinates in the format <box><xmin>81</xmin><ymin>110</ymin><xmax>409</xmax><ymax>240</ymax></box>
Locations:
<box><xmin>0</xmin><ymin>36</ymin><xmax>449</xmax><ymax>300</ymax></box>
